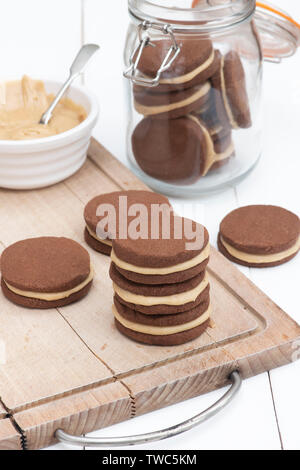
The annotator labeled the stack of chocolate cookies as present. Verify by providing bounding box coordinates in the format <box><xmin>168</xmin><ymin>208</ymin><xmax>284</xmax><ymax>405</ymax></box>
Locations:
<box><xmin>109</xmin><ymin>215</ymin><xmax>211</xmax><ymax>346</ymax></box>
<box><xmin>131</xmin><ymin>38</ymin><xmax>251</xmax><ymax>184</ymax></box>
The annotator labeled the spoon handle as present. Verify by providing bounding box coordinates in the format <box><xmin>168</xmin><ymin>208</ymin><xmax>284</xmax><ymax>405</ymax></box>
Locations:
<box><xmin>39</xmin><ymin>44</ymin><xmax>99</xmax><ymax>125</ymax></box>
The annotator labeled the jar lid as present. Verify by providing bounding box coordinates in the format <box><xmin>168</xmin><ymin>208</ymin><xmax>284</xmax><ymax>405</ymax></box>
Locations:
<box><xmin>254</xmin><ymin>2</ymin><xmax>300</xmax><ymax>61</ymax></box>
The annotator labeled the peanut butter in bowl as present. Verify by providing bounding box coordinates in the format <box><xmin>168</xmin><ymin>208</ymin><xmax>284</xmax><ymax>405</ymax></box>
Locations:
<box><xmin>0</xmin><ymin>75</ymin><xmax>87</xmax><ymax>140</ymax></box>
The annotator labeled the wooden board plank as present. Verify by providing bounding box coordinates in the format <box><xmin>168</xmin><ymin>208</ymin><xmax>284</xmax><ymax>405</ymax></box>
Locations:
<box><xmin>0</xmin><ymin>140</ymin><xmax>299</xmax><ymax>449</ymax></box>
<box><xmin>0</xmin><ymin>288</ymin><xmax>113</xmax><ymax>412</ymax></box>
<box><xmin>0</xmin><ymin>180</ymin><xmax>118</xmax><ymax>412</ymax></box>
<box><xmin>0</xmin><ymin>419</ymin><xmax>22</xmax><ymax>450</ymax></box>
<box><xmin>13</xmin><ymin>382</ymin><xmax>132</xmax><ymax>450</ymax></box>
<box><xmin>0</xmin><ymin>405</ymin><xmax>6</xmax><ymax>420</ymax></box>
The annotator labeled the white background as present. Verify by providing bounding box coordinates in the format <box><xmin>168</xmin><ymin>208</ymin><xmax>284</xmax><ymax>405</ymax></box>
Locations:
<box><xmin>0</xmin><ymin>0</ymin><xmax>299</xmax><ymax>451</ymax></box>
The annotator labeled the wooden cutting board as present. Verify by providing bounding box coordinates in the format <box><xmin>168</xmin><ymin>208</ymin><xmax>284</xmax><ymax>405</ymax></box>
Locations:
<box><xmin>0</xmin><ymin>138</ymin><xmax>299</xmax><ymax>450</ymax></box>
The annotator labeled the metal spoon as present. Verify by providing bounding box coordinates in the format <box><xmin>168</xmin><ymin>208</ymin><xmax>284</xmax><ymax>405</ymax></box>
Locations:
<box><xmin>39</xmin><ymin>43</ymin><xmax>99</xmax><ymax>125</ymax></box>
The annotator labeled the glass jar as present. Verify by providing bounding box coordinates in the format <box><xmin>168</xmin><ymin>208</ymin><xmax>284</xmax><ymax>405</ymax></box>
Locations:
<box><xmin>123</xmin><ymin>0</ymin><xmax>300</xmax><ymax>196</ymax></box>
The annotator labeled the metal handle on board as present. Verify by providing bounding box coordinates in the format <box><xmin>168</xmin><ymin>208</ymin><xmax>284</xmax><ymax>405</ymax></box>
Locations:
<box><xmin>55</xmin><ymin>371</ymin><xmax>242</xmax><ymax>448</ymax></box>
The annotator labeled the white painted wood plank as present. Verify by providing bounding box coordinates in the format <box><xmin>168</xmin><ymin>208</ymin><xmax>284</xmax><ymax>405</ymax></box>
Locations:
<box><xmin>0</xmin><ymin>0</ymin><xmax>82</xmax><ymax>81</ymax></box>
<box><xmin>85</xmin><ymin>373</ymin><xmax>281</xmax><ymax>450</ymax></box>
<box><xmin>234</xmin><ymin>0</ymin><xmax>300</xmax><ymax>450</ymax></box>
<box><xmin>268</xmin><ymin>361</ymin><xmax>300</xmax><ymax>450</ymax></box>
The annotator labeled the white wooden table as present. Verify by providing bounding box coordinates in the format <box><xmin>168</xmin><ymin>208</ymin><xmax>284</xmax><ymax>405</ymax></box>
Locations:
<box><xmin>1</xmin><ymin>0</ymin><xmax>299</xmax><ymax>451</ymax></box>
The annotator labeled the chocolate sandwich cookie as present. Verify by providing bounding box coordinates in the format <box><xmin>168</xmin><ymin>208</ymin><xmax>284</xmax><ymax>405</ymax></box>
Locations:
<box><xmin>113</xmin><ymin>296</ymin><xmax>211</xmax><ymax>346</ymax></box>
<box><xmin>115</xmin><ymin>318</ymin><xmax>210</xmax><ymax>346</ymax></box>
<box><xmin>114</xmin><ymin>295</ymin><xmax>210</xmax><ymax>327</ymax></box>
<box><xmin>134</xmin><ymin>82</ymin><xmax>211</xmax><ymax>119</ymax></box>
<box><xmin>84</xmin><ymin>190</ymin><xmax>171</xmax><ymax>255</ymax></box>
<box><xmin>132</xmin><ymin>116</ymin><xmax>215</xmax><ymax>184</ymax></box>
<box><xmin>134</xmin><ymin>38</ymin><xmax>216</xmax><ymax>92</ymax></box>
<box><xmin>110</xmin><ymin>262</ymin><xmax>206</xmax><ymax>297</ymax></box>
<box><xmin>114</xmin><ymin>283</ymin><xmax>210</xmax><ymax>315</ymax></box>
<box><xmin>211</xmin><ymin>50</ymin><xmax>251</xmax><ymax>129</ymax></box>
<box><xmin>210</xmin><ymin>132</ymin><xmax>235</xmax><ymax>171</ymax></box>
<box><xmin>194</xmin><ymin>58</ymin><xmax>232</xmax><ymax>140</ymax></box>
<box><xmin>218</xmin><ymin>205</ymin><xmax>300</xmax><ymax>267</ymax></box>
<box><xmin>113</xmin><ymin>256</ymin><xmax>209</xmax><ymax>285</ymax></box>
<box><xmin>112</xmin><ymin>215</ymin><xmax>209</xmax><ymax>269</ymax></box>
<box><xmin>1</xmin><ymin>237</ymin><xmax>93</xmax><ymax>309</ymax></box>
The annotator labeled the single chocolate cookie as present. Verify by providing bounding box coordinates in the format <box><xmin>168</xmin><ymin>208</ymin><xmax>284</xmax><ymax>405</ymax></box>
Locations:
<box><xmin>134</xmin><ymin>82</ymin><xmax>211</xmax><ymax>119</ymax></box>
<box><xmin>211</xmin><ymin>51</ymin><xmax>251</xmax><ymax>129</ymax></box>
<box><xmin>84</xmin><ymin>190</ymin><xmax>171</xmax><ymax>255</ymax></box>
<box><xmin>134</xmin><ymin>38</ymin><xmax>215</xmax><ymax>92</ymax></box>
<box><xmin>132</xmin><ymin>116</ymin><xmax>215</xmax><ymax>184</ymax></box>
<box><xmin>1</xmin><ymin>237</ymin><xmax>93</xmax><ymax>308</ymax></box>
<box><xmin>218</xmin><ymin>205</ymin><xmax>300</xmax><ymax>267</ymax></box>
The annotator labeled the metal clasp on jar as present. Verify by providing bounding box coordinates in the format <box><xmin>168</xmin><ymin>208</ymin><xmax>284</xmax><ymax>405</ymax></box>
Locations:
<box><xmin>123</xmin><ymin>21</ymin><xmax>181</xmax><ymax>87</ymax></box>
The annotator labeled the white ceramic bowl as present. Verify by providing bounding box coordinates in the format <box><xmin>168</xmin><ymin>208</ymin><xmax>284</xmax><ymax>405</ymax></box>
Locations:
<box><xmin>0</xmin><ymin>80</ymin><xmax>99</xmax><ymax>190</ymax></box>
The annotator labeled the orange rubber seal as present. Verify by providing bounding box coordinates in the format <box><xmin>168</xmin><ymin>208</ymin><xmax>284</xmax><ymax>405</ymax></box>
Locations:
<box><xmin>256</xmin><ymin>2</ymin><xmax>300</xmax><ymax>29</ymax></box>
<box><xmin>192</xmin><ymin>0</ymin><xmax>300</xmax><ymax>29</ymax></box>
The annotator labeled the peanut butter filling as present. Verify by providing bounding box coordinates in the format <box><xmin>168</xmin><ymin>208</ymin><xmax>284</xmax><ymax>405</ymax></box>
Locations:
<box><xmin>0</xmin><ymin>76</ymin><xmax>87</xmax><ymax>140</ymax></box>
<box><xmin>159</xmin><ymin>49</ymin><xmax>215</xmax><ymax>85</ymax></box>
<box><xmin>113</xmin><ymin>303</ymin><xmax>211</xmax><ymax>336</ymax></box>
<box><xmin>187</xmin><ymin>114</ymin><xmax>215</xmax><ymax>175</ymax></box>
<box><xmin>4</xmin><ymin>266</ymin><xmax>94</xmax><ymax>301</ymax></box>
<box><xmin>215</xmin><ymin>141</ymin><xmax>235</xmax><ymax>162</ymax></box>
<box><xmin>111</xmin><ymin>244</ymin><xmax>210</xmax><ymax>275</ymax></box>
<box><xmin>220</xmin><ymin>236</ymin><xmax>300</xmax><ymax>264</ymax></box>
<box><xmin>134</xmin><ymin>82</ymin><xmax>211</xmax><ymax>116</ymax></box>
<box><xmin>113</xmin><ymin>274</ymin><xmax>209</xmax><ymax>306</ymax></box>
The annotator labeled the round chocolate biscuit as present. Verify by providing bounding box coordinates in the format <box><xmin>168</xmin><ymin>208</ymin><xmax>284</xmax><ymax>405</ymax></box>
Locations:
<box><xmin>1</xmin><ymin>237</ymin><xmax>91</xmax><ymax>293</ymax></box>
<box><xmin>115</xmin><ymin>318</ymin><xmax>210</xmax><ymax>346</ymax></box>
<box><xmin>113</xmin><ymin>256</ymin><xmax>209</xmax><ymax>285</ymax></box>
<box><xmin>1</xmin><ymin>278</ymin><xmax>92</xmax><ymax>309</ymax></box>
<box><xmin>218</xmin><ymin>205</ymin><xmax>300</xmax><ymax>267</ymax></box>
<box><xmin>84</xmin><ymin>227</ymin><xmax>112</xmax><ymax>255</ymax></box>
<box><xmin>134</xmin><ymin>38</ymin><xmax>214</xmax><ymax>92</ymax></box>
<box><xmin>112</xmin><ymin>215</ymin><xmax>209</xmax><ymax>269</ymax></box>
<box><xmin>134</xmin><ymin>82</ymin><xmax>211</xmax><ymax>119</ymax></box>
<box><xmin>223</xmin><ymin>51</ymin><xmax>252</xmax><ymax>129</ymax></box>
<box><xmin>84</xmin><ymin>190</ymin><xmax>172</xmax><ymax>255</ymax></box>
<box><xmin>131</xmin><ymin>116</ymin><xmax>213</xmax><ymax>184</ymax></box>
<box><xmin>114</xmin><ymin>284</ymin><xmax>210</xmax><ymax>316</ymax></box>
<box><xmin>114</xmin><ymin>295</ymin><xmax>210</xmax><ymax>327</ymax></box>
<box><xmin>110</xmin><ymin>262</ymin><xmax>205</xmax><ymax>297</ymax></box>
<box><xmin>211</xmin><ymin>51</ymin><xmax>251</xmax><ymax>130</ymax></box>
<box><xmin>211</xmin><ymin>58</ymin><xmax>231</xmax><ymax>130</ymax></box>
